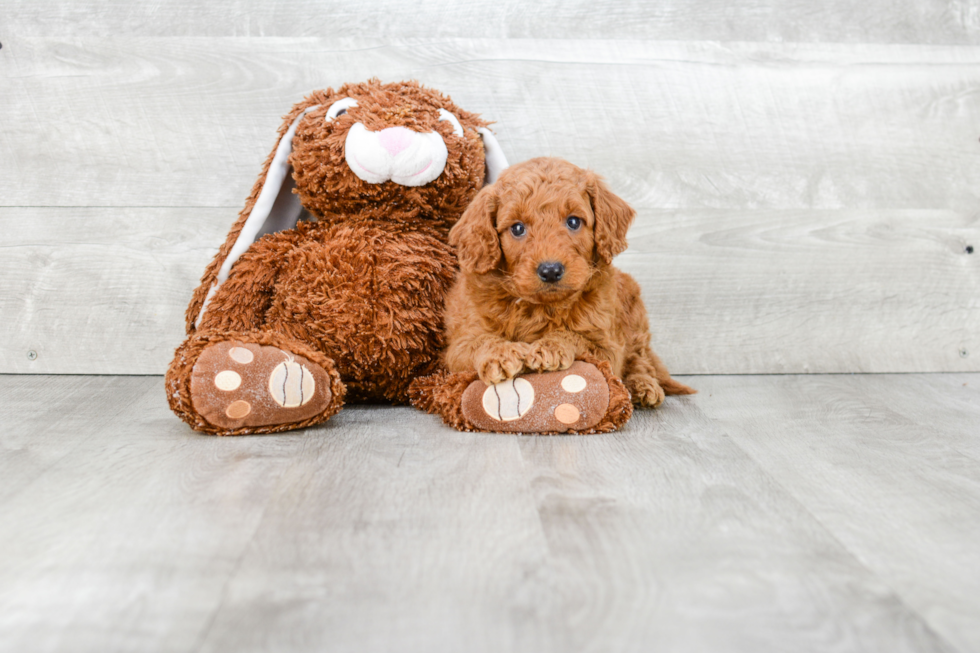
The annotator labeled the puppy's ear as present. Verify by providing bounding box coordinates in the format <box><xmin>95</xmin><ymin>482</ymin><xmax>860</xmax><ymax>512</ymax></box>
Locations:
<box><xmin>587</xmin><ymin>173</ymin><xmax>636</xmax><ymax>265</ymax></box>
<box><xmin>450</xmin><ymin>185</ymin><xmax>501</xmax><ymax>274</ymax></box>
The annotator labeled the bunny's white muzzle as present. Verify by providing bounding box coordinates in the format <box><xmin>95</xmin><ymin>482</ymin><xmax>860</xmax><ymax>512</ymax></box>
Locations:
<box><xmin>345</xmin><ymin>123</ymin><xmax>448</xmax><ymax>187</ymax></box>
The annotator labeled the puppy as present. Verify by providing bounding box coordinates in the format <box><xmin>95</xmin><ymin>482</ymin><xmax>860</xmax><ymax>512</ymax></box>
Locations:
<box><xmin>443</xmin><ymin>157</ymin><xmax>694</xmax><ymax>407</ymax></box>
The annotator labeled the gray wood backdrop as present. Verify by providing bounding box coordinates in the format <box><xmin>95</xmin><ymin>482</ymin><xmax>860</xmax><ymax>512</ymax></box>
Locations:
<box><xmin>2</xmin><ymin>1</ymin><xmax>978</xmax><ymax>375</ymax></box>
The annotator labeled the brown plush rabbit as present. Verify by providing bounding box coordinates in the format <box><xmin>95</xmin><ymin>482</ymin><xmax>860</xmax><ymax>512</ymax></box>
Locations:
<box><xmin>166</xmin><ymin>80</ymin><xmax>508</xmax><ymax>435</ymax></box>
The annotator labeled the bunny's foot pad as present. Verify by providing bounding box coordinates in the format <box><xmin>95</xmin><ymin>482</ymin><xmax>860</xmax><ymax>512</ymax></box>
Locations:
<box><xmin>461</xmin><ymin>361</ymin><xmax>610</xmax><ymax>433</ymax></box>
<box><xmin>190</xmin><ymin>341</ymin><xmax>334</xmax><ymax>430</ymax></box>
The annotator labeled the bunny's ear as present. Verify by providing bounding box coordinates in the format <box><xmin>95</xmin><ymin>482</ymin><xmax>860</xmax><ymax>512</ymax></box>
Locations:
<box><xmin>477</xmin><ymin>128</ymin><xmax>508</xmax><ymax>185</ymax></box>
<box><xmin>190</xmin><ymin>105</ymin><xmax>319</xmax><ymax>330</ymax></box>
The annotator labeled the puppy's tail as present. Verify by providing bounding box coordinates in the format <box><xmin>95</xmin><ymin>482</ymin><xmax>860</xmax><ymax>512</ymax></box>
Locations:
<box><xmin>661</xmin><ymin>377</ymin><xmax>697</xmax><ymax>396</ymax></box>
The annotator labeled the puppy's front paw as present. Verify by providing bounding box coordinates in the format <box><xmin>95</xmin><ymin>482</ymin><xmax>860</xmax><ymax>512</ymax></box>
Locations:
<box><xmin>627</xmin><ymin>374</ymin><xmax>666</xmax><ymax>408</ymax></box>
<box><xmin>477</xmin><ymin>343</ymin><xmax>531</xmax><ymax>385</ymax></box>
<box><xmin>525</xmin><ymin>340</ymin><xmax>576</xmax><ymax>373</ymax></box>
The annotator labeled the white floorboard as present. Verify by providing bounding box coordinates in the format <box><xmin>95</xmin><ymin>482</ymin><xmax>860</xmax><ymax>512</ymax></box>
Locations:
<box><xmin>7</xmin><ymin>0</ymin><xmax>980</xmax><ymax>42</ymax></box>
<box><xmin>1</xmin><ymin>373</ymin><xmax>977</xmax><ymax>652</ymax></box>
<box><xmin>4</xmin><ymin>39</ymin><xmax>980</xmax><ymax>211</ymax></box>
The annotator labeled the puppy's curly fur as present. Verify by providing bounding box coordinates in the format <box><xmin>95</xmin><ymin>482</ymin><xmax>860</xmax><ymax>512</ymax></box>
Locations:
<box><xmin>443</xmin><ymin>157</ymin><xmax>695</xmax><ymax>407</ymax></box>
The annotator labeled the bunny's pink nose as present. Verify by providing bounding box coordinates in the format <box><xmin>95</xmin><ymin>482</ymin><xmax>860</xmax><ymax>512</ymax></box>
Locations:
<box><xmin>377</xmin><ymin>127</ymin><xmax>414</xmax><ymax>157</ymax></box>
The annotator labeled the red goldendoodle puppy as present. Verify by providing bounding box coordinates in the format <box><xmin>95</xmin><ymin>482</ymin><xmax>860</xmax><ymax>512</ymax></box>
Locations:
<box><xmin>443</xmin><ymin>157</ymin><xmax>695</xmax><ymax>408</ymax></box>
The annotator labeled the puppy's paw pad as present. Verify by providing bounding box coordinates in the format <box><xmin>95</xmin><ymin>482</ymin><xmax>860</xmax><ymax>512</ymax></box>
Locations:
<box><xmin>629</xmin><ymin>375</ymin><xmax>665</xmax><ymax>408</ymax></box>
<box><xmin>463</xmin><ymin>361</ymin><xmax>610</xmax><ymax>433</ymax></box>
<box><xmin>190</xmin><ymin>341</ymin><xmax>334</xmax><ymax>430</ymax></box>
<box><xmin>477</xmin><ymin>345</ymin><xmax>529</xmax><ymax>385</ymax></box>
<box><xmin>477</xmin><ymin>360</ymin><xmax>509</xmax><ymax>386</ymax></box>
<box><xmin>525</xmin><ymin>342</ymin><xmax>574</xmax><ymax>372</ymax></box>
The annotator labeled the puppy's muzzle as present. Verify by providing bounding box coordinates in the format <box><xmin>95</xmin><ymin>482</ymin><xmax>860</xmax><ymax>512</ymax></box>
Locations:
<box><xmin>537</xmin><ymin>261</ymin><xmax>565</xmax><ymax>283</ymax></box>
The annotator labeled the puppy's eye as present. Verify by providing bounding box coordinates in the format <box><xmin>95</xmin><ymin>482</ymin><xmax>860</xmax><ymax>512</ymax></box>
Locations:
<box><xmin>510</xmin><ymin>222</ymin><xmax>527</xmax><ymax>238</ymax></box>
<box><xmin>326</xmin><ymin>98</ymin><xmax>358</xmax><ymax>121</ymax></box>
<box><xmin>566</xmin><ymin>216</ymin><xmax>583</xmax><ymax>231</ymax></box>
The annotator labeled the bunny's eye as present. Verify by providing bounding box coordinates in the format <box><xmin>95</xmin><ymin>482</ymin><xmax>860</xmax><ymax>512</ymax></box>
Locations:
<box><xmin>438</xmin><ymin>109</ymin><xmax>464</xmax><ymax>137</ymax></box>
<box><xmin>326</xmin><ymin>98</ymin><xmax>358</xmax><ymax>121</ymax></box>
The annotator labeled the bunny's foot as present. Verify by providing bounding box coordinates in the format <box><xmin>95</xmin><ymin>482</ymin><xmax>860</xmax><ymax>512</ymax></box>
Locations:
<box><xmin>167</xmin><ymin>334</ymin><xmax>345</xmax><ymax>435</ymax></box>
<box><xmin>410</xmin><ymin>358</ymin><xmax>632</xmax><ymax>434</ymax></box>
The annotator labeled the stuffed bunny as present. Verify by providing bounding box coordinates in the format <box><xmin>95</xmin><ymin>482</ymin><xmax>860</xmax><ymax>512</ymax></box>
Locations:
<box><xmin>166</xmin><ymin>80</ymin><xmax>508</xmax><ymax>435</ymax></box>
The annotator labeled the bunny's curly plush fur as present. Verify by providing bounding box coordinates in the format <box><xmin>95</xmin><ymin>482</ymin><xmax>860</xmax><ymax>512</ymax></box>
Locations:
<box><xmin>166</xmin><ymin>80</ymin><xmax>502</xmax><ymax>435</ymax></box>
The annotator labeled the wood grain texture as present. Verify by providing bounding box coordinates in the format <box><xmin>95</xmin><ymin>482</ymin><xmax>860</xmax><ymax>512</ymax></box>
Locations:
<box><xmin>0</xmin><ymin>207</ymin><xmax>231</xmax><ymax>374</ymax></box>
<box><xmin>4</xmin><ymin>0</ymin><xmax>980</xmax><ymax>43</ymax></box>
<box><xmin>0</xmin><ymin>376</ymin><xmax>312</xmax><ymax>652</ymax></box>
<box><xmin>2</xmin><ymin>38</ymin><xmax>980</xmax><ymax>211</ymax></box>
<box><xmin>696</xmin><ymin>373</ymin><xmax>980</xmax><ymax>653</ymax></box>
<box><xmin>3</xmin><ymin>207</ymin><xmax>975</xmax><ymax>375</ymax></box>
<box><xmin>0</xmin><ymin>376</ymin><xmax>150</xmax><ymax>505</ymax></box>
<box><xmin>511</xmin><ymin>408</ymin><xmax>954</xmax><ymax>653</ymax></box>
<box><xmin>3</xmin><ymin>373</ymin><xmax>978</xmax><ymax>652</ymax></box>
<box><xmin>625</xmin><ymin>209</ymin><xmax>980</xmax><ymax>374</ymax></box>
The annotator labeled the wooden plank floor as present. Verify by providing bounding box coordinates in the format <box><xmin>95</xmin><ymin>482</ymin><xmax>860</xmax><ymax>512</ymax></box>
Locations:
<box><xmin>0</xmin><ymin>373</ymin><xmax>978</xmax><ymax>652</ymax></box>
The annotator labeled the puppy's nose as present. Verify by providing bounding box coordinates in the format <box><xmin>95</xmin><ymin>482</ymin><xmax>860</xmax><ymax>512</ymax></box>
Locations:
<box><xmin>537</xmin><ymin>261</ymin><xmax>565</xmax><ymax>283</ymax></box>
<box><xmin>377</xmin><ymin>126</ymin><xmax>413</xmax><ymax>157</ymax></box>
